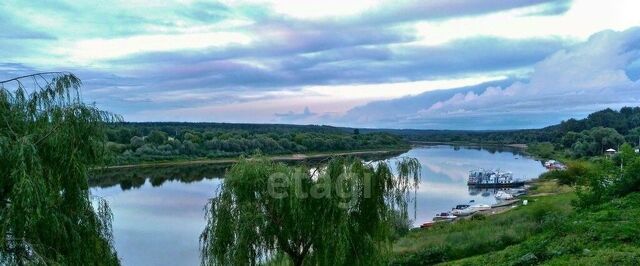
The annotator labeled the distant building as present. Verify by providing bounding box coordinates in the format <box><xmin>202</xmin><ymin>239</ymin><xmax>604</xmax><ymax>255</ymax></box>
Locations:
<box><xmin>605</xmin><ymin>148</ymin><xmax>617</xmax><ymax>156</ymax></box>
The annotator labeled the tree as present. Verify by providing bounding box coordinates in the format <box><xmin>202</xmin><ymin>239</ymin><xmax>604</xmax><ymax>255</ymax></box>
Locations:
<box><xmin>626</xmin><ymin>127</ymin><xmax>640</xmax><ymax>147</ymax></box>
<box><xmin>130</xmin><ymin>135</ymin><xmax>145</xmax><ymax>148</ymax></box>
<box><xmin>572</xmin><ymin>127</ymin><xmax>625</xmax><ymax>157</ymax></box>
<box><xmin>0</xmin><ymin>73</ymin><xmax>120</xmax><ymax>264</ymax></box>
<box><xmin>146</xmin><ymin>130</ymin><xmax>168</xmax><ymax>145</ymax></box>
<box><xmin>200</xmin><ymin>157</ymin><xmax>421</xmax><ymax>266</ymax></box>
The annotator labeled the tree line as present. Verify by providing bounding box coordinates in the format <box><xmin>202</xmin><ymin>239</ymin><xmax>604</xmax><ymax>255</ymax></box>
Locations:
<box><xmin>378</xmin><ymin>107</ymin><xmax>640</xmax><ymax>158</ymax></box>
<box><xmin>104</xmin><ymin>123</ymin><xmax>407</xmax><ymax>164</ymax></box>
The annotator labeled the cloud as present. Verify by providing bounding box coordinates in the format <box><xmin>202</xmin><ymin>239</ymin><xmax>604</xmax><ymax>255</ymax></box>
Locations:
<box><xmin>339</xmin><ymin>78</ymin><xmax>520</xmax><ymax>127</ymax></box>
<box><xmin>338</xmin><ymin>27</ymin><xmax>640</xmax><ymax>129</ymax></box>
<box><xmin>2</xmin><ymin>0</ymin><xmax>639</xmax><ymax>126</ymax></box>
<box><xmin>356</xmin><ymin>0</ymin><xmax>573</xmax><ymax>25</ymax></box>
<box><xmin>105</xmin><ymin>36</ymin><xmax>566</xmax><ymax>92</ymax></box>
<box><xmin>274</xmin><ymin>106</ymin><xmax>317</xmax><ymax>122</ymax></box>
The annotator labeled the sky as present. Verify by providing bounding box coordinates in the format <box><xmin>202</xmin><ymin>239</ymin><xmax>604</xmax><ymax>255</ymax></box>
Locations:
<box><xmin>2</xmin><ymin>0</ymin><xmax>640</xmax><ymax>129</ymax></box>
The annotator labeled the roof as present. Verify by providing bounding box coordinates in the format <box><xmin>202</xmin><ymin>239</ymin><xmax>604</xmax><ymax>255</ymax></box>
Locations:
<box><xmin>606</xmin><ymin>148</ymin><xmax>617</xmax><ymax>152</ymax></box>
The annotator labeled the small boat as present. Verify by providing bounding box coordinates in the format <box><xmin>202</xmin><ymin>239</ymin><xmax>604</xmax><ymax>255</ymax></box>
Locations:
<box><xmin>470</xmin><ymin>204</ymin><xmax>491</xmax><ymax>211</ymax></box>
<box><xmin>433</xmin><ymin>212</ymin><xmax>457</xmax><ymax>221</ymax></box>
<box><xmin>453</xmin><ymin>204</ymin><xmax>492</xmax><ymax>216</ymax></box>
<box><xmin>451</xmin><ymin>204</ymin><xmax>472</xmax><ymax>216</ymax></box>
<box><xmin>453</xmin><ymin>204</ymin><xmax>470</xmax><ymax>210</ymax></box>
<box><xmin>452</xmin><ymin>207</ymin><xmax>476</xmax><ymax>216</ymax></box>
<box><xmin>495</xmin><ymin>191</ymin><xmax>514</xmax><ymax>200</ymax></box>
<box><xmin>508</xmin><ymin>188</ymin><xmax>528</xmax><ymax>196</ymax></box>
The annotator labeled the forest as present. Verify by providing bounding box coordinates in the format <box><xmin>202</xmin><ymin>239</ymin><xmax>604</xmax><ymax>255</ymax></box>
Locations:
<box><xmin>104</xmin><ymin>122</ymin><xmax>408</xmax><ymax>164</ymax></box>
<box><xmin>376</xmin><ymin>107</ymin><xmax>640</xmax><ymax>158</ymax></box>
<box><xmin>105</xmin><ymin>107</ymin><xmax>640</xmax><ymax>164</ymax></box>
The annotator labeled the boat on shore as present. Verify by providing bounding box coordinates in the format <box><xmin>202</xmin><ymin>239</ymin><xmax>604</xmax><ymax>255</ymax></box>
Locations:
<box><xmin>452</xmin><ymin>204</ymin><xmax>491</xmax><ymax>216</ymax></box>
<box><xmin>433</xmin><ymin>212</ymin><xmax>457</xmax><ymax>221</ymax></box>
<box><xmin>495</xmin><ymin>191</ymin><xmax>515</xmax><ymax>200</ymax></box>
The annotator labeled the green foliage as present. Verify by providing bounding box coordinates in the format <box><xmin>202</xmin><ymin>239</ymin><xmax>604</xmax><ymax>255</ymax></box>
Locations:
<box><xmin>200</xmin><ymin>157</ymin><xmax>421</xmax><ymax>266</ymax></box>
<box><xmin>391</xmin><ymin>193</ymin><xmax>575</xmax><ymax>265</ymax></box>
<box><xmin>571</xmin><ymin>127</ymin><xmax>625</xmax><ymax>157</ymax></box>
<box><xmin>146</xmin><ymin>130</ymin><xmax>167</xmax><ymax>145</ymax></box>
<box><xmin>394</xmin><ymin>189</ymin><xmax>640</xmax><ymax>265</ymax></box>
<box><xmin>439</xmin><ymin>193</ymin><xmax>640</xmax><ymax>265</ymax></box>
<box><xmin>540</xmin><ymin>161</ymin><xmax>594</xmax><ymax>185</ymax></box>
<box><xmin>573</xmin><ymin>145</ymin><xmax>640</xmax><ymax>208</ymax></box>
<box><xmin>0</xmin><ymin>73</ymin><xmax>119</xmax><ymax>264</ymax></box>
<box><xmin>382</xmin><ymin>107</ymin><xmax>640</xmax><ymax>151</ymax></box>
<box><xmin>104</xmin><ymin>123</ymin><xmax>407</xmax><ymax>164</ymax></box>
<box><xmin>527</xmin><ymin>142</ymin><xmax>556</xmax><ymax>158</ymax></box>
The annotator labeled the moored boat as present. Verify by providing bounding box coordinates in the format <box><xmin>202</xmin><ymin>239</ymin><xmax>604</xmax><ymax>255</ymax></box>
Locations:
<box><xmin>495</xmin><ymin>191</ymin><xmax>514</xmax><ymax>200</ymax></box>
<box><xmin>451</xmin><ymin>204</ymin><xmax>491</xmax><ymax>216</ymax></box>
<box><xmin>470</xmin><ymin>204</ymin><xmax>491</xmax><ymax>211</ymax></box>
<box><xmin>433</xmin><ymin>212</ymin><xmax>457</xmax><ymax>221</ymax></box>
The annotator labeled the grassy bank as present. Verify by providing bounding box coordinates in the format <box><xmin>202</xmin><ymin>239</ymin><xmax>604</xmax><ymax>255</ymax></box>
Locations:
<box><xmin>391</xmin><ymin>180</ymin><xmax>640</xmax><ymax>265</ymax></box>
<box><xmin>392</xmin><ymin>186</ymin><xmax>575</xmax><ymax>265</ymax></box>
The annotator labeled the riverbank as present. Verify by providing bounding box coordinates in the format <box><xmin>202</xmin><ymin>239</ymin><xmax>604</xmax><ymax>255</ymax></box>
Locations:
<box><xmin>100</xmin><ymin>148</ymin><xmax>409</xmax><ymax>170</ymax></box>
<box><xmin>392</xmin><ymin>180</ymin><xmax>575</xmax><ymax>265</ymax></box>
<box><xmin>391</xmin><ymin>177</ymin><xmax>640</xmax><ymax>265</ymax></box>
<box><xmin>408</xmin><ymin>141</ymin><xmax>527</xmax><ymax>148</ymax></box>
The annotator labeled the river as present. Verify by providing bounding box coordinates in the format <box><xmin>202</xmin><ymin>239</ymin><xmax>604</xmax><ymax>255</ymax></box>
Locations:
<box><xmin>90</xmin><ymin>144</ymin><xmax>547</xmax><ymax>265</ymax></box>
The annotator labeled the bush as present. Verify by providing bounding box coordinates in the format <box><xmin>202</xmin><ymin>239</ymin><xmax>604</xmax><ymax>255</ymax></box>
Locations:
<box><xmin>390</xmin><ymin>246</ymin><xmax>450</xmax><ymax>266</ymax></box>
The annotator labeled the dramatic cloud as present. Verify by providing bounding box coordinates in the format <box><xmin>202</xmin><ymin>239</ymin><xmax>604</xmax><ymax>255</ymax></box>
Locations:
<box><xmin>1</xmin><ymin>0</ymin><xmax>639</xmax><ymax>128</ymax></box>
<box><xmin>340</xmin><ymin>27</ymin><xmax>640</xmax><ymax>129</ymax></box>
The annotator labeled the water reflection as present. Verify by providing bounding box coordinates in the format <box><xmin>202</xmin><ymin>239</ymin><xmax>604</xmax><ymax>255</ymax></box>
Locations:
<box><xmin>90</xmin><ymin>145</ymin><xmax>545</xmax><ymax>265</ymax></box>
<box><xmin>90</xmin><ymin>164</ymin><xmax>230</xmax><ymax>191</ymax></box>
<box><xmin>395</xmin><ymin>145</ymin><xmax>546</xmax><ymax>225</ymax></box>
<box><xmin>90</xmin><ymin>150</ymin><xmax>405</xmax><ymax>191</ymax></box>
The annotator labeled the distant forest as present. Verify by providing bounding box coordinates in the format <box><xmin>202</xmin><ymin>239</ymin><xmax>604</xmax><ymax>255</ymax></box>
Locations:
<box><xmin>370</xmin><ymin>107</ymin><xmax>640</xmax><ymax>158</ymax></box>
<box><xmin>105</xmin><ymin>107</ymin><xmax>640</xmax><ymax>164</ymax></box>
<box><xmin>105</xmin><ymin>122</ymin><xmax>407</xmax><ymax>164</ymax></box>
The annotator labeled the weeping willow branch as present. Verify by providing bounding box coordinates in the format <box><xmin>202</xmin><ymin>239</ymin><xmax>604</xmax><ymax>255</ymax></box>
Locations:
<box><xmin>0</xmin><ymin>72</ymin><xmax>71</xmax><ymax>85</ymax></box>
<box><xmin>200</xmin><ymin>156</ymin><xmax>421</xmax><ymax>266</ymax></box>
<box><xmin>0</xmin><ymin>72</ymin><xmax>120</xmax><ymax>265</ymax></box>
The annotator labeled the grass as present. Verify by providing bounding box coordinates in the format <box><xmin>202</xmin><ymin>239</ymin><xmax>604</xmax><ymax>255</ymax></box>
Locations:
<box><xmin>392</xmin><ymin>191</ymin><xmax>575</xmax><ymax>265</ymax></box>
<box><xmin>442</xmin><ymin>193</ymin><xmax>640</xmax><ymax>265</ymax></box>
<box><xmin>391</xmin><ymin>182</ymin><xmax>640</xmax><ymax>265</ymax></box>
<box><xmin>528</xmin><ymin>180</ymin><xmax>574</xmax><ymax>195</ymax></box>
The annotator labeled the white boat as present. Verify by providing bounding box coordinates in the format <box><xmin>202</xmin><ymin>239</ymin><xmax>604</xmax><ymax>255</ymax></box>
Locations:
<box><xmin>433</xmin><ymin>212</ymin><xmax>457</xmax><ymax>221</ymax></box>
<box><xmin>470</xmin><ymin>204</ymin><xmax>491</xmax><ymax>211</ymax></box>
<box><xmin>508</xmin><ymin>188</ymin><xmax>528</xmax><ymax>196</ymax></box>
<box><xmin>451</xmin><ymin>207</ymin><xmax>476</xmax><ymax>216</ymax></box>
<box><xmin>451</xmin><ymin>204</ymin><xmax>491</xmax><ymax>216</ymax></box>
<box><xmin>495</xmin><ymin>191</ymin><xmax>514</xmax><ymax>200</ymax></box>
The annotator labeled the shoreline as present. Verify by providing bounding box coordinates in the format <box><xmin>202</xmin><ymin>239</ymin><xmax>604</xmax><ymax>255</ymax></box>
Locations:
<box><xmin>99</xmin><ymin>148</ymin><xmax>409</xmax><ymax>170</ymax></box>
<box><xmin>99</xmin><ymin>142</ymin><xmax>536</xmax><ymax>170</ymax></box>
<box><xmin>408</xmin><ymin>141</ymin><xmax>528</xmax><ymax>149</ymax></box>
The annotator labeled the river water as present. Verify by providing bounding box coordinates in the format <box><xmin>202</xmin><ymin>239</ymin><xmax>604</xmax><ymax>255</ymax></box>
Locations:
<box><xmin>90</xmin><ymin>145</ymin><xmax>547</xmax><ymax>265</ymax></box>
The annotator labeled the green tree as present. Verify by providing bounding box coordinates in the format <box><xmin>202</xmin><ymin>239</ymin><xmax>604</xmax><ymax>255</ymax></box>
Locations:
<box><xmin>200</xmin><ymin>157</ymin><xmax>421</xmax><ymax>266</ymax></box>
<box><xmin>572</xmin><ymin>127</ymin><xmax>625</xmax><ymax>157</ymax></box>
<box><xmin>626</xmin><ymin>127</ymin><xmax>640</xmax><ymax>147</ymax></box>
<box><xmin>146</xmin><ymin>130</ymin><xmax>168</xmax><ymax>145</ymax></box>
<box><xmin>0</xmin><ymin>73</ymin><xmax>120</xmax><ymax>264</ymax></box>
